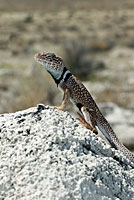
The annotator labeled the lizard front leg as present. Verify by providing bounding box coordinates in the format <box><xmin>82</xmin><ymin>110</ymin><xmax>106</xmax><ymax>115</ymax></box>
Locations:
<box><xmin>54</xmin><ymin>88</ymin><xmax>70</xmax><ymax>110</ymax></box>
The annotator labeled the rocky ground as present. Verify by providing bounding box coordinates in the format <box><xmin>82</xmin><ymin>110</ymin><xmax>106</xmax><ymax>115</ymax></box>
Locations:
<box><xmin>0</xmin><ymin>105</ymin><xmax>134</xmax><ymax>200</ymax></box>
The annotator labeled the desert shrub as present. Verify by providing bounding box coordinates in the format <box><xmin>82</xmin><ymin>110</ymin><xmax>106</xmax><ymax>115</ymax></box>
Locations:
<box><xmin>63</xmin><ymin>40</ymin><xmax>105</xmax><ymax>80</ymax></box>
<box><xmin>88</xmin><ymin>41</ymin><xmax>114</xmax><ymax>52</ymax></box>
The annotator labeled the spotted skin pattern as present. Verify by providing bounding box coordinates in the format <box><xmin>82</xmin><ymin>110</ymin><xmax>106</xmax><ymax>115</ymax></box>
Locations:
<box><xmin>34</xmin><ymin>51</ymin><xmax>134</xmax><ymax>162</ymax></box>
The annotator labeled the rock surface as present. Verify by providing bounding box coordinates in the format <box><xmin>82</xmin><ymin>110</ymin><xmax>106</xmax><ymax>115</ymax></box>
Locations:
<box><xmin>0</xmin><ymin>105</ymin><xmax>134</xmax><ymax>200</ymax></box>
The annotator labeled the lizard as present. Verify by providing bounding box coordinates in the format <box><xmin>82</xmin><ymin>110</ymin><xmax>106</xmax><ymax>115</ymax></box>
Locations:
<box><xmin>34</xmin><ymin>51</ymin><xmax>134</xmax><ymax>162</ymax></box>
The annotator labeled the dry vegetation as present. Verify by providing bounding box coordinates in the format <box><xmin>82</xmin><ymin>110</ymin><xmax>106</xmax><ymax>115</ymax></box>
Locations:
<box><xmin>0</xmin><ymin>0</ymin><xmax>134</xmax><ymax>113</ymax></box>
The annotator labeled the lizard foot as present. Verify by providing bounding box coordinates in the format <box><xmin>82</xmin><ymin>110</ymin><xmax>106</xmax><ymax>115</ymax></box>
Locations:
<box><xmin>76</xmin><ymin>112</ymin><xmax>98</xmax><ymax>134</ymax></box>
<box><xmin>53</xmin><ymin>106</ymin><xmax>64</xmax><ymax>111</ymax></box>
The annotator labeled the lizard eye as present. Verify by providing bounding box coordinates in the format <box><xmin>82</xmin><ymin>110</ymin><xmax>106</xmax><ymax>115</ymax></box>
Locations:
<box><xmin>45</xmin><ymin>53</ymin><xmax>55</xmax><ymax>59</ymax></box>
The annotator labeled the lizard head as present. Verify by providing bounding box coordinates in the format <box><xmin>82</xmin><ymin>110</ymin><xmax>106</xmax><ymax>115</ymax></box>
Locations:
<box><xmin>34</xmin><ymin>51</ymin><xmax>65</xmax><ymax>80</ymax></box>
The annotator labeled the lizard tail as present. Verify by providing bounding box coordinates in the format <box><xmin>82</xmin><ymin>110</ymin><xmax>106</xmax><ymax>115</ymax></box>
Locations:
<box><xmin>97</xmin><ymin>123</ymin><xmax>134</xmax><ymax>162</ymax></box>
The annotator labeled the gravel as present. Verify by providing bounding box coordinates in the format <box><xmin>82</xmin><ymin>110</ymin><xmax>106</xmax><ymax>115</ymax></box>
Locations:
<box><xmin>0</xmin><ymin>104</ymin><xmax>134</xmax><ymax>200</ymax></box>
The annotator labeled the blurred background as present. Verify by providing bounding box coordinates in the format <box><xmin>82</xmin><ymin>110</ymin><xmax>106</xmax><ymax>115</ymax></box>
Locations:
<box><xmin>0</xmin><ymin>0</ymin><xmax>134</xmax><ymax>150</ymax></box>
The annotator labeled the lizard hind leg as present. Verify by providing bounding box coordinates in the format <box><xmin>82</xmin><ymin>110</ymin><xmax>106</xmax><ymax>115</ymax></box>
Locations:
<box><xmin>76</xmin><ymin>111</ymin><xmax>98</xmax><ymax>134</ymax></box>
<box><xmin>77</xmin><ymin>106</ymin><xmax>98</xmax><ymax>134</ymax></box>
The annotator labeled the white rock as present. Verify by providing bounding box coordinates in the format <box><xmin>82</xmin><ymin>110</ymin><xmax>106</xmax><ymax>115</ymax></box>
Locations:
<box><xmin>0</xmin><ymin>105</ymin><xmax>134</xmax><ymax>200</ymax></box>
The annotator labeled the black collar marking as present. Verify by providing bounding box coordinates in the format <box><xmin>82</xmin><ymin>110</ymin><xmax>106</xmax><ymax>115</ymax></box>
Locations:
<box><xmin>49</xmin><ymin>67</ymin><xmax>67</xmax><ymax>85</ymax></box>
<box><xmin>55</xmin><ymin>67</ymin><xmax>67</xmax><ymax>85</ymax></box>
<box><xmin>64</xmin><ymin>72</ymin><xmax>72</xmax><ymax>83</ymax></box>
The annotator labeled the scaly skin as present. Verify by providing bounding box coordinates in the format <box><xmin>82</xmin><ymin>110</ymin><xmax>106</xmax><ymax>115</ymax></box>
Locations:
<box><xmin>34</xmin><ymin>51</ymin><xmax>134</xmax><ymax>162</ymax></box>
